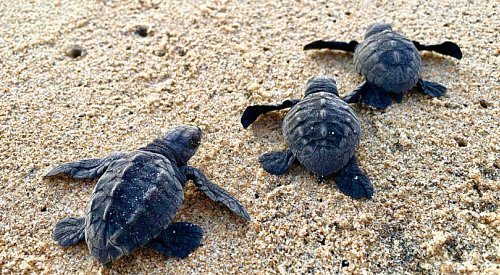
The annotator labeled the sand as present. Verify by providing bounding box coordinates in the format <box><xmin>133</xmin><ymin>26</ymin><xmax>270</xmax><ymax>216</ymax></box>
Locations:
<box><xmin>0</xmin><ymin>0</ymin><xmax>498</xmax><ymax>273</ymax></box>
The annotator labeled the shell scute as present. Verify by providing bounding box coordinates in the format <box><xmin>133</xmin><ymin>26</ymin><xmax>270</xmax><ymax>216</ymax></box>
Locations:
<box><xmin>283</xmin><ymin>92</ymin><xmax>360</xmax><ymax>176</ymax></box>
<box><xmin>354</xmin><ymin>30</ymin><xmax>421</xmax><ymax>93</ymax></box>
<box><xmin>84</xmin><ymin>151</ymin><xmax>184</xmax><ymax>264</ymax></box>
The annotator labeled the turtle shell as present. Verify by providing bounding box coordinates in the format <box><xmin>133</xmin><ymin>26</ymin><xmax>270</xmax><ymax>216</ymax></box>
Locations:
<box><xmin>282</xmin><ymin>92</ymin><xmax>361</xmax><ymax>176</ymax></box>
<box><xmin>353</xmin><ymin>30</ymin><xmax>421</xmax><ymax>94</ymax></box>
<box><xmin>84</xmin><ymin>150</ymin><xmax>184</xmax><ymax>265</ymax></box>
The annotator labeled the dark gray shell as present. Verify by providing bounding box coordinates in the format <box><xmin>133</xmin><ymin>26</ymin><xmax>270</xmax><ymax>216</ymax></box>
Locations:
<box><xmin>282</xmin><ymin>92</ymin><xmax>361</xmax><ymax>176</ymax></box>
<box><xmin>353</xmin><ymin>30</ymin><xmax>421</xmax><ymax>94</ymax></box>
<box><xmin>85</xmin><ymin>150</ymin><xmax>184</xmax><ymax>264</ymax></box>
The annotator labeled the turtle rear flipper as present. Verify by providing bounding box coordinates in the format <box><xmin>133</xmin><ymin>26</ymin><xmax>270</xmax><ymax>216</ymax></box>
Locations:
<box><xmin>180</xmin><ymin>166</ymin><xmax>251</xmax><ymax>221</ymax></box>
<box><xmin>241</xmin><ymin>99</ymin><xmax>300</xmax><ymax>129</ymax></box>
<box><xmin>335</xmin><ymin>156</ymin><xmax>373</xmax><ymax>199</ymax></box>
<box><xmin>53</xmin><ymin>217</ymin><xmax>86</xmax><ymax>246</ymax></box>
<box><xmin>303</xmin><ymin>40</ymin><xmax>359</xmax><ymax>53</ymax></box>
<box><xmin>392</xmin><ymin>92</ymin><xmax>405</xmax><ymax>103</ymax></box>
<box><xmin>412</xmin><ymin>41</ymin><xmax>462</xmax><ymax>60</ymax></box>
<box><xmin>344</xmin><ymin>82</ymin><xmax>393</xmax><ymax>109</ymax></box>
<box><xmin>417</xmin><ymin>79</ymin><xmax>446</xmax><ymax>97</ymax></box>
<box><xmin>45</xmin><ymin>152</ymin><xmax>127</xmax><ymax>179</ymax></box>
<box><xmin>147</xmin><ymin>222</ymin><xmax>203</xmax><ymax>259</ymax></box>
<box><xmin>258</xmin><ymin>150</ymin><xmax>295</xmax><ymax>175</ymax></box>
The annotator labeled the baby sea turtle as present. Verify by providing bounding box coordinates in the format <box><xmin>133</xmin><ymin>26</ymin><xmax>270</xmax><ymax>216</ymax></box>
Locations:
<box><xmin>241</xmin><ymin>76</ymin><xmax>373</xmax><ymax>199</ymax></box>
<box><xmin>45</xmin><ymin>126</ymin><xmax>250</xmax><ymax>268</ymax></box>
<box><xmin>304</xmin><ymin>23</ymin><xmax>462</xmax><ymax>109</ymax></box>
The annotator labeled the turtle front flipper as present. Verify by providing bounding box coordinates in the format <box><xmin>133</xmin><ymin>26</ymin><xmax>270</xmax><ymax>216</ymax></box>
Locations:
<box><xmin>241</xmin><ymin>99</ymin><xmax>300</xmax><ymax>129</ymax></box>
<box><xmin>147</xmin><ymin>222</ymin><xmax>203</xmax><ymax>259</ymax></box>
<box><xmin>343</xmin><ymin>82</ymin><xmax>393</xmax><ymax>109</ymax></box>
<box><xmin>45</xmin><ymin>152</ymin><xmax>127</xmax><ymax>179</ymax></box>
<box><xmin>258</xmin><ymin>150</ymin><xmax>295</xmax><ymax>175</ymax></box>
<box><xmin>412</xmin><ymin>41</ymin><xmax>462</xmax><ymax>60</ymax></box>
<box><xmin>335</xmin><ymin>156</ymin><xmax>373</xmax><ymax>199</ymax></box>
<box><xmin>180</xmin><ymin>166</ymin><xmax>251</xmax><ymax>221</ymax></box>
<box><xmin>417</xmin><ymin>79</ymin><xmax>446</xmax><ymax>97</ymax></box>
<box><xmin>53</xmin><ymin>217</ymin><xmax>86</xmax><ymax>246</ymax></box>
<box><xmin>303</xmin><ymin>40</ymin><xmax>359</xmax><ymax>53</ymax></box>
<box><xmin>342</xmin><ymin>87</ymin><xmax>363</xmax><ymax>104</ymax></box>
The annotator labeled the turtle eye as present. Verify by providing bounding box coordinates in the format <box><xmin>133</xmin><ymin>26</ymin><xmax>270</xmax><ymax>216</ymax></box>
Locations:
<box><xmin>188</xmin><ymin>139</ymin><xmax>199</xmax><ymax>149</ymax></box>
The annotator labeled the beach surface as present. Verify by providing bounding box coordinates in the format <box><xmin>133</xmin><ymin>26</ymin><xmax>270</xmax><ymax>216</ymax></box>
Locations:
<box><xmin>0</xmin><ymin>0</ymin><xmax>498</xmax><ymax>273</ymax></box>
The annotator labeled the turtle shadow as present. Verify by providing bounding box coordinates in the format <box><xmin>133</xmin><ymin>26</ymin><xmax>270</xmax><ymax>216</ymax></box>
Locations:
<box><xmin>54</xmin><ymin>241</ymin><xmax>88</xmax><ymax>254</ymax></box>
<box><xmin>51</xmin><ymin>242</ymin><xmax>96</xmax><ymax>268</ymax></box>
<box><xmin>305</xmin><ymin>50</ymin><xmax>354</xmax><ymax>72</ymax></box>
<box><xmin>43</xmin><ymin>173</ymin><xmax>95</xmax><ymax>183</ymax></box>
<box><xmin>182</xmin><ymin>186</ymin><xmax>251</xmax><ymax>226</ymax></box>
<box><xmin>420</xmin><ymin>56</ymin><xmax>462</xmax><ymax>85</ymax></box>
<box><xmin>102</xmin><ymin>248</ymin><xmax>172</xmax><ymax>271</ymax></box>
<box><xmin>420</xmin><ymin>52</ymin><xmax>462</xmax><ymax>66</ymax></box>
<box><xmin>243</xmin><ymin>112</ymin><xmax>286</xmax><ymax>141</ymax></box>
<box><xmin>42</xmin><ymin>173</ymin><xmax>97</xmax><ymax>209</ymax></box>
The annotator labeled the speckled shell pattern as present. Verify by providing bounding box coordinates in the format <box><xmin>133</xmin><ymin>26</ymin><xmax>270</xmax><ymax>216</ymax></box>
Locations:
<box><xmin>283</xmin><ymin>92</ymin><xmax>361</xmax><ymax>176</ymax></box>
<box><xmin>84</xmin><ymin>150</ymin><xmax>184</xmax><ymax>265</ymax></box>
<box><xmin>353</xmin><ymin>30</ymin><xmax>421</xmax><ymax>94</ymax></box>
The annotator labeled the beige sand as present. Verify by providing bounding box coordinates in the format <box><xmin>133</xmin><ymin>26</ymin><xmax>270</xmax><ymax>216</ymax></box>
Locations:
<box><xmin>0</xmin><ymin>0</ymin><xmax>498</xmax><ymax>273</ymax></box>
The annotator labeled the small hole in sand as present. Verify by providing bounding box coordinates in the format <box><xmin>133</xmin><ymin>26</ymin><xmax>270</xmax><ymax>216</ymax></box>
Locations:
<box><xmin>176</xmin><ymin>47</ymin><xmax>187</xmax><ymax>56</ymax></box>
<box><xmin>66</xmin><ymin>47</ymin><xmax>83</xmax><ymax>58</ymax></box>
<box><xmin>479</xmin><ymin>99</ymin><xmax>490</xmax><ymax>108</ymax></box>
<box><xmin>153</xmin><ymin>50</ymin><xmax>166</xmax><ymax>57</ymax></box>
<box><xmin>135</xmin><ymin>25</ymin><xmax>149</xmax><ymax>37</ymax></box>
<box><xmin>454</xmin><ymin>137</ymin><xmax>467</xmax><ymax>147</ymax></box>
<box><xmin>341</xmin><ymin>260</ymin><xmax>349</xmax><ymax>267</ymax></box>
<box><xmin>40</xmin><ymin>206</ymin><xmax>47</xmax><ymax>212</ymax></box>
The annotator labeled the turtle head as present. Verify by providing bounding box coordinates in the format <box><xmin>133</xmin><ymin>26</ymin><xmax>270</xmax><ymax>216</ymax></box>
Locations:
<box><xmin>164</xmin><ymin>126</ymin><xmax>202</xmax><ymax>165</ymax></box>
<box><xmin>143</xmin><ymin>126</ymin><xmax>202</xmax><ymax>166</ymax></box>
<box><xmin>304</xmin><ymin>76</ymin><xmax>338</xmax><ymax>97</ymax></box>
<box><xmin>364</xmin><ymin>22</ymin><xmax>392</xmax><ymax>38</ymax></box>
